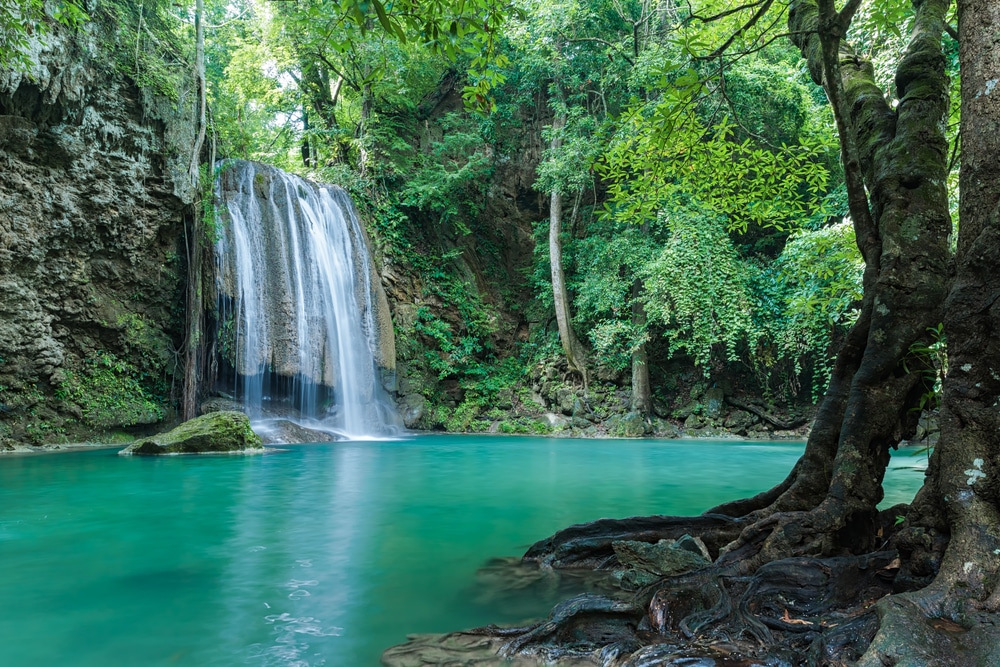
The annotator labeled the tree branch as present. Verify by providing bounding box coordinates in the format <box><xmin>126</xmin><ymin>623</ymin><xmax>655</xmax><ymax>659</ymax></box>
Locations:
<box><xmin>705</xmin><ymin>0</ymin><xmax>776</xmax><ymax>60</ymax></box>
<box><xmin>685</xmin><ymin>0</ymin><xmax>768</xmax><ymax>24</ymax></box>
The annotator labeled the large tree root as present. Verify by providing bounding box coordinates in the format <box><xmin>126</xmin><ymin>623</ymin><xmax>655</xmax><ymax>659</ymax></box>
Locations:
<box><xmin>857</xmin><ymin>591</ymin><xmax>1000</xmax><ymax>667</ymax></box>
<box><xmin>522</xmin><ymin>515</ymin><xmax>744</xmax><ymax>568</ymax></box>
<box><xmin>383</xmin><ymin>546</ymin><xmax>901</xmax><ymax>666</ymax></box>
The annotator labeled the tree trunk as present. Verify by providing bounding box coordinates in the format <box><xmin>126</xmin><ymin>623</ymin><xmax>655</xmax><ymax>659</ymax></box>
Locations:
<box><xmin>548</xmin><ymin>110</ymin><xmax>589</xmax><ymax>388</ymax></box>
<box><xmin>359</xmin><ymin>79</ymin><xmax>372</xmax><ymax>177</ymax></box>
<box><xmin>182</xmin><ymin>0</ymin><xmax>206</xmax><ymax>422</ymax></box>
<box><xmin>857</xmin><ymin>3</ymin><xmax>1000</xmax><ymax>663</ymax></box>
<box><xmin>713</xmin><ymin>0</ymin><xmax>953</xmax><ymax>571</ymax></box>
<box><xmin>630</xmin><ymin>278</ymin><xmax>651</xmax><ymax>414</ymax></box>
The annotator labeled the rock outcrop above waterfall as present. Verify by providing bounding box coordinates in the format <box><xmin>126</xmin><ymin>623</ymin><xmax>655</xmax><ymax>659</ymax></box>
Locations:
<box><xmin>0</xmin><ymin>23</ymin><xmax>195</xmax><ymax>444</ymax></box>
<box><xmin>119</xmin><ymin>411</ymin><xmax>263</xmax><ymax>455</ymax></box>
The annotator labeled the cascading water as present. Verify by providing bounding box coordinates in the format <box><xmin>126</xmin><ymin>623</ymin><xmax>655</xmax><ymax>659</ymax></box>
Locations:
<box><xmin>213</xmin><ymin>160</ymin><xmax>400</xmax><ymax>439</ymax></box>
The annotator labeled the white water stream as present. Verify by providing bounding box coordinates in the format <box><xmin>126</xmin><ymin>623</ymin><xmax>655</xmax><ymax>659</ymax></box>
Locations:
<box><xmin>214</xmin><ymin>161</ymin><xmax>399</xmax><ymax>439</ymax></box>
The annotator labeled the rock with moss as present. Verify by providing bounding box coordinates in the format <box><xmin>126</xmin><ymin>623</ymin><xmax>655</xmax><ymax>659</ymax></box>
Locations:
<box><xmin>612</xmin><ymin>411</ymin><xmax>650</xmax><ymax>437</ymax></box>
<box><xmin>118</xmin><ymin>411</ymin><xmax>263</xmax><ymax>455</ymax></box>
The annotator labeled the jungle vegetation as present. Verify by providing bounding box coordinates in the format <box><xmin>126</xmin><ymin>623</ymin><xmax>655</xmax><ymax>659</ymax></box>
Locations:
<box><xmin>4</xmin><ymin>0</ymin><xmax>1000</xmax><ymax>663</ymax></box>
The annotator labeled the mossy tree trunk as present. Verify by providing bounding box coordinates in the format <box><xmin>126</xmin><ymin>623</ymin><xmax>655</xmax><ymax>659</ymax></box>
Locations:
<box><xmin>858</xmin><ymin>3</ymin><xmax>1000</xmax><ymax>662</ymax></box>
<box><xmin>715</xmin><ymin>0</ymin><xmax>953</xmax><ymax>571</ymax></box>
<box><xmin>630</xmin><ymin>222</ymin><xmax>652</xmax><ymax>415</ymax></box>
<box><xmin>630</xmin><ymin>278</ymin><xmax>651</xmax><ymax>415</ymax></box>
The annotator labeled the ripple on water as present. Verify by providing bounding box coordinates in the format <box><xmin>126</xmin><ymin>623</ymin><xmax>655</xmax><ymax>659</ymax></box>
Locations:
<box><xmin>248</xmin><ymin>614</ymin><xmax>343</xmax><ymax>666</ymax></box>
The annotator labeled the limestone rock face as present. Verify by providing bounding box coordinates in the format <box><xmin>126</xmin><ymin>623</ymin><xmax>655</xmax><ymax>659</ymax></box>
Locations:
<box><xmin>119</xmin><ymin>412</ymin><xmax>263</xmax><ymax>455</ymax></box>
<box><xmin>0</xmin><ymin>23</ymin><xmax>195</xmax><ymax>439</ymax></box>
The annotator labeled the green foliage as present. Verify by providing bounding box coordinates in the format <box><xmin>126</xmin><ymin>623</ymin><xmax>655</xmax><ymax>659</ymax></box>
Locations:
<box><xmin>602</xmin><ymin>111</ymin><xmax>835</xmax><ymax>233</ymax></box>
<box><xmin>758</xmin><ymin>220</ymin><xmax>864</xmax><ymax>398</ymax></box>
<box><xmin>0</xmin><ymin>0</ymin><xmax>87</xmax><ymax>71</ymax></box>
<box><xmin>641</xmin><ymin>205</ymin><xmax>760</xmax><ymax>369</ymax></box>
<box><xmin>57</xmin><ymin>353</ymin><xmax>165</xmax><ymax>429</ymax></box>
<box><xmin>93</xmin><ymin>0</ymin><xmax>186</xmax><ymax>100</ymax></box>
<box><xmin>399</xmin><ymin>113</ymin><xmax>493</xmax><ymax>226</ymax></box>
<box><xmin>904</xmin><ymin>323</ymin><xmax>947</xmax><ymax>415</ymax></box>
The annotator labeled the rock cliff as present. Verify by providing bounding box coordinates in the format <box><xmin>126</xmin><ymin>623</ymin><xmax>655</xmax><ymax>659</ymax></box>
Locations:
<box><xmin>0</xmin><ymin>22</ymin><xmax>196</xmax><ymax>444</ymax></box>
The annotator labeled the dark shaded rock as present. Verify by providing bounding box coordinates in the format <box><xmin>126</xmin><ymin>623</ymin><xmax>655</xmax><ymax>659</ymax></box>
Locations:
<box><xmin>674</xmin><ymin>534</ymin><xmax>712</xmax><ymax>561</ymax></box>
<box><xmin>400</xmin><ymin>393</ymin><xmax>426</xmax><ymax>428</ymax></box>
<box><xmin>612</xmin><ymin>538</ymin><xmax>711</xmax><ymax>577</ymax></box>
<box><xmin>118</xmin><ymin>411</ymin><xmax>263</xmax><ymax>455</ymax></box>
<box><xmin>556</xmin><ymin>388</ymin><xmax>575</xmax><ymax>415</ymax></box>
<box><xmin>653</xmin><ymin>419</ymin><xmax>682</xmax><ymax>438</ymax></box>
<box><xmin>723</xmin><ymin>409</ymin><xmax>757</xmax><ymax>432</ymax></box>
<box><xmin>705</xmin><ymin>387</ymin><xmax>725</xmax><ymax>418</ymax></box>
<box><xmin>683</xmin><ymin>413</ymin><xmax>705</xmax><ymax>430</ymax></box>
<box><xmin>611</xmin><ymin>535</ymin><xmax>712</xmax><ymax>591</ymax></box>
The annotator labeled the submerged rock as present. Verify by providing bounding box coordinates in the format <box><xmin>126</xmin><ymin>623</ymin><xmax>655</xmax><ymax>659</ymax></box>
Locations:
<box><xmin>253</xmin><ymin>419</ymin><xmax>336</xmax><ymax>444</ymax></box>
<box><xmin>118</xmin><ymin>411</ymin><xmax>263</xmax><ymax>455</ymax></box>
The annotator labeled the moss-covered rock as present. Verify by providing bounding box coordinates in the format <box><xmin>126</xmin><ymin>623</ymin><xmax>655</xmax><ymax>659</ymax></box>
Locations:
<box><xmin>611</xmin><ymin>411</ymin><xmax>650</xmax><ymax>437</ymax></box>
<box><xmin>118</xmin><ymin>411</ymin><xmax>263</xmax><ymax>455</ymax></box>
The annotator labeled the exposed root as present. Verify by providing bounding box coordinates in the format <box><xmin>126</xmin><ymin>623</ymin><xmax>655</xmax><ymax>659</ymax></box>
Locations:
<box><xmin>857</xmin><ymin>591</ymin><xmax>1000</xmax><ymax>667</ymax></box>
<box><xmin>523</xmin><ymin>514</ymin><xmax>744</xmax><ymax>568</ymax></box>
<box><xmin>384</xmin><ymin>551</ymin><xmax>899</xmax><ymax>666</ymax></box>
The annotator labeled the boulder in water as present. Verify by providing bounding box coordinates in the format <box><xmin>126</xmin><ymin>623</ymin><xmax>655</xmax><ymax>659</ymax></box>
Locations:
<box><xmin>118</xmin><ymin>411</ymin><xmax>263</xmax><ymax>455</ymax></box>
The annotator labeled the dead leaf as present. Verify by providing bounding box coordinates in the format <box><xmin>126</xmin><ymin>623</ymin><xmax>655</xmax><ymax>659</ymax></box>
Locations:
<box><xmin>782</xmin><ymin>609</ymin><xmax>813</xmax><ymax>626</ymax></box>
<box><xmin>931</xmin><ymin>618</ymin><xmax>967</xmax><ymax>633</ymax></box>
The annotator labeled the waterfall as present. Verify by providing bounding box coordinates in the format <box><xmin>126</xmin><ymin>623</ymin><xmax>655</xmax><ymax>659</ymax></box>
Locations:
<box><xmin>213</xmin><ymin>160</ymin><xmax>400</xmax><ymax>439</ymax></box>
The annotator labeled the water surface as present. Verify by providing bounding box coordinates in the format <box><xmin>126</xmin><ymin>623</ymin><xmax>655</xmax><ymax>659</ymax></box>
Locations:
<box><xmin>0</xmin><ymin>435</ymin><xmax>923</xmax><ymax>666</ymax></box>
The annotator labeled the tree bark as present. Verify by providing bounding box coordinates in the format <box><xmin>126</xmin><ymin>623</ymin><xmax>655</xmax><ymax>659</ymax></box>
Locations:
<box><xmin>716</xmin><ymin>0</ymin><xmax>953</xmax><ymax>570</ymax></box>
<box><xmin>182</xmin><ymin>0</ymin><xmax>206</xmax><ymax>422</ymax></box>
<box><xmin>857</xmin><ymin>3</ymin><xmax>1000</xmax><ymax>663</ymax></box>
<box><xmin>548</xmin><ymin>109</ymin><xmax>590</xmax><ymax>388</ymax></box>
<box><xmin>630</xmin><ymin>278</ymin><xmax>651</xmax><ymax>414</ymax></box>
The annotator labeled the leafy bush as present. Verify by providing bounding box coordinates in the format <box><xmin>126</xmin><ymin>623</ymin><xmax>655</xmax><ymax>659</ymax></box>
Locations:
<box><xmin>57</xmin><ymin>353</ymin><xmax>165</xmax><ymax>428</ymax></box>
<box><xmin>641</xmin><ymin>206</ymin><xmax>761</xmax><ymax>369</ymax></box>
